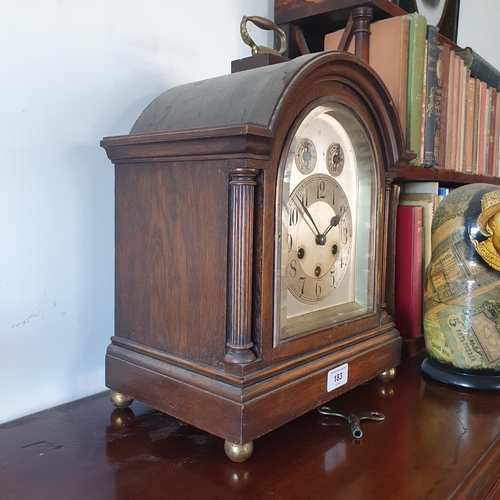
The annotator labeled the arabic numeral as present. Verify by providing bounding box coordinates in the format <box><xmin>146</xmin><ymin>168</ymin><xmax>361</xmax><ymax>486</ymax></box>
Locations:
<box><xmin>317</xmin><ymin>180</ymin><xmax>326</xmax><ymax>199</ymax></box>
<box><xmin>299</xmin><ymin>276</ymin><xmax>306</xmax><ymax>295</ymax></box>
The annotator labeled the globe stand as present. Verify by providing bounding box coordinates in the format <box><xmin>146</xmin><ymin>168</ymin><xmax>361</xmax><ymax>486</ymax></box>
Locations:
<box><xmin>422</xmin><ymin>357</ymin><xmax>500</xmax><ymax>390</ymax></box>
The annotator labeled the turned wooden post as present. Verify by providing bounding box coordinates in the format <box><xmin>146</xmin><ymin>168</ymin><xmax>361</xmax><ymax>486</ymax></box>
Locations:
<box><xmin>352</xmin><ymin>6</ymin><xmax>373</xmax><ymax>63</ymax></box>
<box><xmin>225</xmin><ymin>167</ymin><xmax>258</xmax><ymax>364</ymax></box>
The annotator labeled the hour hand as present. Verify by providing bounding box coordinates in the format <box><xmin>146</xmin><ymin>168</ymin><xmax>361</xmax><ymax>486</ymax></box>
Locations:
<box><xmin>323</xmin><ymin>207</ymin><xmax>348</xmax><ymax>237</ymax></box>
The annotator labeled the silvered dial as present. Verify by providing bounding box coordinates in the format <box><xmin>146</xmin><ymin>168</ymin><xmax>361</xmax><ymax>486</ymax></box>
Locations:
<box><xmin>327</xmin><ymin>142</ymin><xmax>345</xmax><ymax>176</ymax></box>
<box><xmin>287</xmin><ymin>174</ymin><xmax>352</xmax><ymax>303</ymax></box>
<box><xmin>295</xmin><ymin>138</ymin><xmax>317</xmax><ymax>174</ymax></box>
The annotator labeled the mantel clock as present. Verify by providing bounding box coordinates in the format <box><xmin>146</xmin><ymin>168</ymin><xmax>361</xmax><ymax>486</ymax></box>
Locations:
<box><xmin>101</xmin><ymin>51</ymin><xmax>409</xmax><ymax>461</ymax></box>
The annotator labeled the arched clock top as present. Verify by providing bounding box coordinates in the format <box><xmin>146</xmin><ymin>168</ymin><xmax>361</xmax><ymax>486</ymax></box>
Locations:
<box><xmin>127</xmin><ymin>52</ymin><xmax>407</xmax><ymax>171</ymax></box>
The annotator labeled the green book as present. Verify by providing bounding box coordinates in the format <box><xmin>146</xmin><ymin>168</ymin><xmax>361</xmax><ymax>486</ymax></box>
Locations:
<box><xmin>406</xmin><ymin>13</ymin><xmax>427</xmax><ymax>166</ymax></box>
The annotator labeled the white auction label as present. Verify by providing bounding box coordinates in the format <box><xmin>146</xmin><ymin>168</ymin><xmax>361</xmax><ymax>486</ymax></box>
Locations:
<box><xmin>327</xmin><ymin>363</ymin><xmax>348</xmax><ymax>392</ymax></box>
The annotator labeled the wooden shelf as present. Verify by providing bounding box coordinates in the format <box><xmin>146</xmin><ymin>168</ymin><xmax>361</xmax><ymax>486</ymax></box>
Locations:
<box><xmin>275</xmin><ymin>0</ymin><xmax>408</xmax><ymax>56</ymax></box>
<box><xmin>275</xmin><ymin>0</ymin><xmax>405</xmax><ymax>27</ymax></box>
<box><xmin>392</xmin><ymin>166</ymin><xmax>500</xmax><ymax>187</ymax></box>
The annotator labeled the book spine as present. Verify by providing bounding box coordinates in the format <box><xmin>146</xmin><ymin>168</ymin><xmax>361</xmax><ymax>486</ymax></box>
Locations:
<box><xmin>407</xmin><ymin>13</ymin><xmax>427</xmax><ymax>166</ymax></box>
<box><xmin>465</xmin><ymin>77</ymin><xmax>476</xmax><ymax>173</ymax></box>
<box><xmin>488</xmin><ymin>88</ymin><xmax>497</xmax><ymax>176</ymax></box>
<box><xmin>472</xmin><ymin>77</ymin><xmax>481</xmax><ymax>173</ymax></box>
<box><xmin>456</xmin><ymin>47</ymin><xmax>500</xmax><ymax>91</ymax></box>
<box><xmin>395</xmin><ymin>205</ymin><xmax>423</xmax><ymax>339</ymax></box>
<box><xmin>477</xmin><ymin>81</ymin><xmax>487</xmax><ymax>175</ymax></box>
<box><xmin>494</xmin><ymin>91</ymin><xmax>500</xmax><ymax>176</ymax></box>
<box><xmin>420</xmin><ymin>41</ymin><xmax>428</xmax><ymax>166</ymax></box>
<box><xmin>458</xmin><ymin>67</ymin><xmax>469</xmax><ymax>173</ymax></box>
<box><xmin>438</xmin><ymin>43</ymin><xmax>451</xmax><ymax>169</ymax></box>
<box><xmin>423</xmin><ymin>26</ymin><xmax>442</xmax><ymax>167</ymax></box>
<box><xmin>444</xmin><ymin>53</ymin><xmax>456</xmax><ymax>170</ymax></box>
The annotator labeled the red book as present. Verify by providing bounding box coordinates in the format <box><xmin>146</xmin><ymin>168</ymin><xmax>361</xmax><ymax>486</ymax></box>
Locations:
<box><xmin>394</xmin><ymin>205</ymin><xmax>423</xmax><ymax>338</ymax></box>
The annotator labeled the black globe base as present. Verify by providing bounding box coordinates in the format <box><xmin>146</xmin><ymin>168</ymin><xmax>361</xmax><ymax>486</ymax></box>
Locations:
<box><xmin>421</xmin><ymin>357</ymin><xmax>500</xmax><ymax>390</ymax></box>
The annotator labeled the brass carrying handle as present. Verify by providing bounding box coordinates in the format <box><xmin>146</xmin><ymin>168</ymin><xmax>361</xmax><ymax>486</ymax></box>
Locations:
<box><xmin>240</xmin><ymin>15</ymin><xmax>288</xmax><ymax>56</ymax></box>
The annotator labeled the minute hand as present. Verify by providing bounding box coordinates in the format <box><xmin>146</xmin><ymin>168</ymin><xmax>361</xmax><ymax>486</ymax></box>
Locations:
<box><xmin>295</xmin><ymin>195</ymin><xmax>321</xmax><ymax>236</ymax></box>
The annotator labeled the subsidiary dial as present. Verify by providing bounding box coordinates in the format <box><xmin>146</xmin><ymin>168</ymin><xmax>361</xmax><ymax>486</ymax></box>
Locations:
<box><xmin>295</xmin><ymin>138</ymin><xmax>317</xmax><ymax>175</ymax></box>
<box><xmin>326</xmin><ymin>142</ymin><xmax>345</xmax><ymax>176</ymax></box>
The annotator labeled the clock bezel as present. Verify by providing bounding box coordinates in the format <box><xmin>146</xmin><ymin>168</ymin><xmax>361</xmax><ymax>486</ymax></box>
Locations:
<box><xmin>272</xmin><ymin>96</ymin><xmax>380</xmax><ymax>347</ymax></box>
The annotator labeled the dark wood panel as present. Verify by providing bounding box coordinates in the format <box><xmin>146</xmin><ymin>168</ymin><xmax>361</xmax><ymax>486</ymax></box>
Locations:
<box><xmin>2</xmin><ymin>353</ymin><xmax>499</xmax><ymax>500</ymax></box>
<box><xmin>115</xmin><ymin>161</ymin><xmax>229</xmax><ymax>366</ymax></box>
<box><xmin>275</xmin><ymin>0</ymin><xmax>406</xmax><ymax>25</ymax></box>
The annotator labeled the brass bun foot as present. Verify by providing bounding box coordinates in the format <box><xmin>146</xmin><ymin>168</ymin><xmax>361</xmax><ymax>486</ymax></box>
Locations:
<box><xmin>109</xmin><ymin>390</ymin><xmax>134</xmax><ymax>409</ymax></box>
<box><xmin>378</xmin><ymin>367</ymin><xmax>397</xmax><ymax>382</ymax></box>
<box><xmin>224</xmin><ymin>440</ymin><xmax>254</xmax><ymax>462</ymax></box>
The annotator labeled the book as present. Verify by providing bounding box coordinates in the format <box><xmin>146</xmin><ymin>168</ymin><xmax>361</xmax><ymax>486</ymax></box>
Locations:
<box><xmin>450</xmin><ymin>55</ymin><xmax>463</xmax><ymax>172</ymax></box>
<box><xmin>487</xmin><ymin>88</ymin><xmax>497</xmax><ymax>176</ymax></box>
<box><xmin>472</xmin><ymin>77</ymin><xmax>482</xmax><ymax>173</ymax></box>
<box><xmin>406</xmin><ymin>13</ymin><xmax>427</xmax><ymax>166</ymax></box>
<box><xmin>399</xmin><ymin>194</ymin><xmax>435</xmax><ymax>271</ymax></box>
<box><xmin>494</xmin><ymin>91</ymin><xmax>500</xmax><ymax>176</ymax></box>
<box><xmin>420</xmin><ymin>41</ymin><xmax>428</xmax><ymax>166</ymax></box>
<box><xmin>455</xmin><ymin>47</ymin><xmax>500</xmax><ymax>91</ymax></box>
<box><xmin>394</xmin><ymin>205</ymin><xmax>423</xmax><ymax>339</ymax></box>
<box><xmin>438</xmin><ymin>43</ymin><xmax>451</xmax><ymax>169</ymax></box>
<box><xmin>403</xmin><ymin>181</ymin><xmax>439</xmax><ymax>195</ymax></box>
<box><xmin>477</xmin><ymin>81</ymin><xmax>488</xmax><ymax>175</ymax></box>
<box><xmin>444</xmin><ymin>52</ymin><xmax>456</xmax><ymax>170</ymax></box>
<box><xmin>422</xmin><ymin>25</ymin><xmax>442</xmax><ymax>167</ymax></box>
<box><xmin>457</xmin><ymin>66</ymin><xmax>469</xmax><ymax>173</ymax></box>
<box><xmin>464</xmin><ymin>77</ymin><xmax>476</xmax><ymax>173</ymax></box>
<box><xmin>324</xmin><ymin>15</ymin><xmax>409</xmax><ymax>146</ymax></box>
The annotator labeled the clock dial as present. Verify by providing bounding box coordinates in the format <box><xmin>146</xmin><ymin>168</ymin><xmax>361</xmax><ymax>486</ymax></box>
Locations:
<box><xmin>327</xmin><ymin>142</ymin><xmax>345</xmax><ymax>176</ymax></box>
<box><xmin>295</xmin><ymin>138</ymin><xmax>317</xmax><ymax>174</ymax></box>
<box><xmin>275</xmin><ymin>100</ymin><xmax>378</xmax><ymax>343</ymax></box>
<box><xmin>287</xmin><ymin>174</ymin><xmax>352</xmax><ymax>303</ymax></box>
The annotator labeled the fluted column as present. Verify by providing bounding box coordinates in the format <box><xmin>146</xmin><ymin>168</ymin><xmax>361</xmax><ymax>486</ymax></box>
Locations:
<box><xmin>225</xmin><ymin>167</ymin><xmax>258</xmax><ymax>364</ymax></box>
<box><xmin>380</xmin><ymin>177</ymin><xmax>392</xmax><ymax>320</ymax></box>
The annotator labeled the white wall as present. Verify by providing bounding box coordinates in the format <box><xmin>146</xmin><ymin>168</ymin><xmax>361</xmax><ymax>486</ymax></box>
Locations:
<box><xmin>0</xmin><ymin>0</ymin><xmax>273</xmax><ymax>425</ymax></box>
<box><xmin>458</xmin><ymin>0</ymin><xmax>500</xmax><ymax>71</ymax></box>
<box><xmin>2</xmin><ymin>0</ymin><xmax>499</xmax><ymax>425</ymax></box>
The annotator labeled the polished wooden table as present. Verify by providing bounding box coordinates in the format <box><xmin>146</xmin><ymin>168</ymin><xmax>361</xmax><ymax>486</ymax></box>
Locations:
<box><xmin>2</xmin><ymin>351</ymin><xmax>499</xmax><ymax>500</ymax></box>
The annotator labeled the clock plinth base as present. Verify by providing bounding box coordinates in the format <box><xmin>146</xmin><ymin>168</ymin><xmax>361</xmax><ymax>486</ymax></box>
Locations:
<box><xmin>106</xmin><ymin>328</ymin><xmax>401</xmax><ymax>448</ymax></box>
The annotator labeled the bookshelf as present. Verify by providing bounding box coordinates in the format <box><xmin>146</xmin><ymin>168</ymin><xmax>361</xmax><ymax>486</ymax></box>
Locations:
<box><xmin>274</xmin><ymin>0</ymin><xmax>500</xmax><ymax>354</ymax></box>
<box><xmin>275</xmin><ymin>0</ymin><xmax>500</xmax><ymax>186</ymax></box>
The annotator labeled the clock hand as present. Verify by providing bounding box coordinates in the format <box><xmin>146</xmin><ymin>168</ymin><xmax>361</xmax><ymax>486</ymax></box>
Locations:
<box><xmin>323</xmin><ymin>206</ymin><xmax>348</xmax><ymax>237</ymax></box>
<box><xmin>295</xmin><ymin>195</ymin><xmax>321</xmax><ymax>237</ymax></box>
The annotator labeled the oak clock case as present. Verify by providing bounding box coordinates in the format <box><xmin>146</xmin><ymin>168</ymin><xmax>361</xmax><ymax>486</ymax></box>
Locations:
<box><xmin>101</xmin><ymin>51</ymin><xmax>408</xmax><ymax>462</ymax></box>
